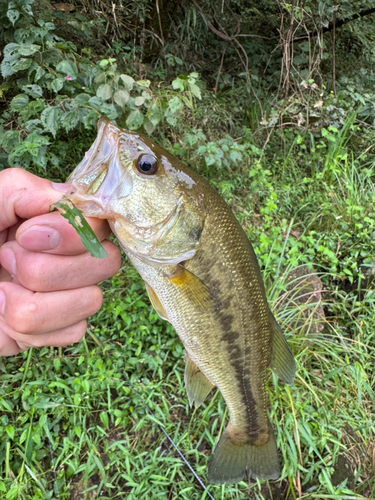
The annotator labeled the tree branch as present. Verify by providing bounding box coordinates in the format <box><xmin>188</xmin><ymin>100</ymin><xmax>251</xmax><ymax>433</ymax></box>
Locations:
<box><xmin>296</xmin><ymin>6</ymin><xmax>375</xmax><ymax>42</ymax></box>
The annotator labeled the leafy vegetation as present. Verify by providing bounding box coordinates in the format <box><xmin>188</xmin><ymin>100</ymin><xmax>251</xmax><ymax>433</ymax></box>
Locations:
<box><xmin>1</xmin><ymin>0</ymin><xmax>375</xmax><ymax>498</ymax></box>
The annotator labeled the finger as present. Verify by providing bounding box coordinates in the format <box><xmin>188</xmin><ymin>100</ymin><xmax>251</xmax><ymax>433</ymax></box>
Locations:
<box><xmin>0</xmin><ymin>320</ymin><xmax>87</xmax><ymax>356</ymax></box>
<box><xmin>0</xmin><ymin>282</ymin><xmax>103</xmax><ymax>335</ymax></box>
<box><xmin>0</xmin><ymin>168</ymin><xmax>70</xmax><ymax>232</ymax></box>
<box><xmin>0</xmin><ymin>240</ymin><xmax>121</xmax><ymax>292</ymax></box>
<box><xmin>16</xmin><ymin>212</ymin><xmax>112</xmax><ymax>255</ymax></box>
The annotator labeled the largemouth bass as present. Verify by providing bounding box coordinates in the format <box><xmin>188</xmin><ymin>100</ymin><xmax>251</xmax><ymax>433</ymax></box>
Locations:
<box><xmin>67</xmin><ymin>116</ymin><xmax>296</xmax><ymax>484</ymax></box>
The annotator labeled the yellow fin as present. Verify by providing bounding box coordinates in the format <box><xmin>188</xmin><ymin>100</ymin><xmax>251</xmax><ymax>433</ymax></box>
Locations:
<box><xmin>184</xmin><ymin>352</ymin><xmax>215</xmax><ymax>408</ymax></box>
<box><xmin>168</xmin><ymin>265</ymin><xmax>216</xmax><ymax>312</ymax></box>
<box><xmin>145</xmin><ymin>283</ymin><xmax>170</xmax><ymax>323</ymax></box>
<box><xmin>269</xmin><ymin>314</ymin><xmax>296</xmax><ymax>385</ymax></box>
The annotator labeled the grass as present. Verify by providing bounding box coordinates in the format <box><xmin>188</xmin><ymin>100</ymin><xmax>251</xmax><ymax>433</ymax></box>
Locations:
<box><xmin>1</xmin><ymin>116</ymin><xmax>375</xmax><ymax>499</ymax></box>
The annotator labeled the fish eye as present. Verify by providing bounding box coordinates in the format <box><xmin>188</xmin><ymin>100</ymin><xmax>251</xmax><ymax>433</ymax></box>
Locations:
<box><xmin>136</xmin><ymin>155</ymin><xmax>158</xmax><ymax>176</ymax></box>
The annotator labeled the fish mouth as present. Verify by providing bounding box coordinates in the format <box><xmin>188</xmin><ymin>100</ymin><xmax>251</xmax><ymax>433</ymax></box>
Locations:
<box><xmin>66</xmin><ymin>116</ymin><xmax>181</xmax><ymax>239</ymax></box>
<box><xmin>66</xmin><ymin>117</ymin><xmax>133</xmax><ymax>218</ymax></box>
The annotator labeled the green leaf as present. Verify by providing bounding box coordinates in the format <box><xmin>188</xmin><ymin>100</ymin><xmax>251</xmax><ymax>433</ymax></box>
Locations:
<box><xmin>51</xmin><ymin>199</ymin><xmax>108</xmax><ymax>259</ymax></box>
<box><xmin>17</xmin><ymin>44</ymin><xmax>40</xmax><ymax>56</ymax></box>
<box><xmin>12</xmin><ymin>58</ymin><xmax>32</xmax><ymax>72</ymax></box>
<box><xmin>100</xmin><ymin>411</ymin><xmax>109</xmax><ymax>429</ymax></box>
<box><xmin>113</xmin><ymin>89</ymin><xmax>129</xmax><ymax>107</ymax></box>
<box><xmin>41</xmin><ymin>107</ymin><xmax>62</xmax><ymax>138</ymax></box>
<box><xmin>74</xmin><ymin>93</ymin><xmax>91</xmax><ymax>105</ymax></box>
<box><xmin>181</xmin><ymin>95</ymin><xmax>193</xmax><ymax>110</ymax></box>
<box><xmin>60</xmin><ymin>110</ymin><xmax>80</xmax><ymax>131</ymax></box>
<box><xmin>24</xmin><ymin>424</ymin><xmax>33</xmax><ymax>463</ymax></box>
<box><xmin>168</xmin><ymin>97</ymin><xmax>182</xmax><ymax>113</ymax></box>
<box><xmin>22</xmin><ymin>84</ymin><xmax>43</xmax><ymax>98</ymax></box>
<box><xmin>143</xmin><ymin>119</ymin><xmax>155</xmax><ymax>135</ymax></box>
<box><xmin>51</xmin><ymin>77</ymin><xmax>65</xmax><ymax>93</ymax></box>
<box><xmin>10</xmin><ymin>94</ymin><xmax>29</xmax><ymax>112</ymax></box>
<box><xmin>134</xmin><ymin>96</ymin><xmax>145</xmax><ymax>107</ymax></box>
<box><xmin>136</xmin><ymin>79</ymin><xmax>150</xmax><ymax>88</ymax></box>
<box><xmin>96</xmin><ymin>83</ymin><xmax>113</xmax><ymax>100</ymax></box>
<box><xmin>119</xmin><ymin>74</ymin><xmax>134</xmax><ymax>91</ymax></box>
<box><xmin>6</xmin><ymin>425</ymin><xmax>14</xmax><ymax>440</ymax></box>
<box><xmin>189</xmin><ymin>82</ymin><xmax>201</xmax><ymax>99</ymax></box>
<box><xmin>172</xmin><ymin>78</ymin><xmax>184</xmax><ymax>91</ymax></box>
<box><xmin>7</xmin><ymin>9</ymin><xmax>19</xmax><ymax>24</ymax></box>
<box><xmin>56</xmin><ymin>60</ymin><xmax>78</xmax><ymax>79</ymax></box>
<box><xmin>126</xmin><ymin>109</ymin><xmax>144</xmax><ymax>130</ymax></box>
<box><xmin>147</xmin><ymin>102</ymin><xmax>161</xmax><ymax>126</ymax></box>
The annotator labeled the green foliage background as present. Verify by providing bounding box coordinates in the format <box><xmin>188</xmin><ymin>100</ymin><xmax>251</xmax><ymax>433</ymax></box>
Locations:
<box><xmin>1</xmin><ymin>0</ymin><xmax>375</xmax><ymax>498</ymax></box>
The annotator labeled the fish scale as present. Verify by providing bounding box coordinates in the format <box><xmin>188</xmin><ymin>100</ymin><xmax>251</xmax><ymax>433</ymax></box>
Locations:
<box><xmin>67</xmin><ymin>116</ymin><xmax>296</xmax><ymax>484</ymax></box>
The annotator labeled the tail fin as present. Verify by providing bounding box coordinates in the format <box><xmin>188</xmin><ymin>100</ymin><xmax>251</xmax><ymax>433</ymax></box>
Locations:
<box><xmin>208</xmin><ymin>423</ymin><xmax>280</xmax><ymax>484</ymax></box>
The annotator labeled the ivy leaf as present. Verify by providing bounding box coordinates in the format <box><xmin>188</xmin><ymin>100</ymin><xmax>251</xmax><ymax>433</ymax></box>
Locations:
<box><xmin>96</xmin><ymin>83</ymin><xmax>113</xmax><ymax>100</ymax></box>
<box><xmin>119</xmin><ymin>74</ymin><xmax>134</xmax><ymax>91</ymax></box>
<box><xmin>41</xmin><ymin>106</ymin><xmax>62</xmax><ymax>138</ymax></box>
<box><xmin>126</xmin><ymin>109</ymin><xmax>143</xmax><ymax>130</ymax></box>
<box><xmin>51</xmin><ymin>199</ymin><xmax>108</xmax><ymax>259</ymax></box>
<box><xmin>56</xmin><ymin>60</ymin><xmax>78</xmax><ymax>79</ymax></box>
<box><xmin>113</xmin><ymin>89</ymin><xmax>129</xmax><ymax>107</ymax></box>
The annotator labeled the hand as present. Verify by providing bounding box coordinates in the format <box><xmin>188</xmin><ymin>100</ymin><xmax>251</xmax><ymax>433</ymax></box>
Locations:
<box><xmin>0</xmin><ymin>168</ymin><xmax>121</xmax><ymax>356</ymax></box>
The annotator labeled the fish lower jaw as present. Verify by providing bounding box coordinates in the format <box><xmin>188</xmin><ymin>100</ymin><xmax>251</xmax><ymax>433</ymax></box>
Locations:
<box><xmin>69</xmin><ymin>195</ymin><xmax>110</xmax><ymax>219</ymax></box>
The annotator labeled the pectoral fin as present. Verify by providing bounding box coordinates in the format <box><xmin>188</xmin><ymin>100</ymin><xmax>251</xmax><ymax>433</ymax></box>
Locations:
<box><xmin>168</xmin><ymin>265</ymin><xmax>217</xmax><ymax>312</ymax></box>
<box><xmin>269</xmin><ymin>314</ymin><xmax>296</xmax><ymax>385</ymax></box>
<box><xmin>145</xmin><ymin>283</ymin><xmax>170</xmax><ymax>323</ymax></box>
<box><xmin>185</xmin><ymin>352</ymin><xmax>215</xmax><ymax>408</ymax></box>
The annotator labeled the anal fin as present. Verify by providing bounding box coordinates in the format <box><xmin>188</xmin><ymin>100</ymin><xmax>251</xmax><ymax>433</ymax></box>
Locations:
<box><xmin>269</xmin><ymin>314</ymin><xmax>296</xmax><ymax>385</ymax></box>
<box><xmin>145</xmin><ymin>283</ymin><xmax>170</xmax><ymax>323</ymax></box>
<box><xmin>185</xmin><ymin>352</ymin><xmax>215</xmax><ymax>408</ymax></box>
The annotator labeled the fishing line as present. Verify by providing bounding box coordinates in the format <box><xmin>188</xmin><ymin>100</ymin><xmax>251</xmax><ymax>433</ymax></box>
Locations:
<box><xmin>87</xmin><ymin>330</ymin><xmax>216</xmax><ymax>500</ymax></box>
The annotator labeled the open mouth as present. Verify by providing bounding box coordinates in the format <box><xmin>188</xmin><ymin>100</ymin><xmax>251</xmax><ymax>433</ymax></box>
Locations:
<box><xmin>66</xmin><ymin>117</ymin><xmax>134</xmax><ymax>217</ymax></box>
<box><xmin>67</xmin><ymin>116</ymin><xmax>119</xmax><ymax>190</ymax></box>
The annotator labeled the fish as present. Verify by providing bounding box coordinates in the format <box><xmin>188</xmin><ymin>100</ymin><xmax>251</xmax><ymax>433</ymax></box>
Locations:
<box><xmin>66</xmin><ymin>116</ymin><xmax>296</xmax><ymax>484</ymax></box>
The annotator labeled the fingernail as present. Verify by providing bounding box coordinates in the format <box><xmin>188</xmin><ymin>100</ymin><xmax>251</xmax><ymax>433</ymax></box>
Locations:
<box><xmin>52</xmin><ymin>182</ymin><xmax>72</xmax><ymax>193</ymax></box>
<box><xmin>0</xmin><ymin>249</ymin><xmax>16</xmax><ymax>276</ymax></box>
<box><xmin>0</xmin><ymin>290</ymin><xmax>5</xmax><ymax>315</ymax></box>
<box><xmin>18</xmin><ymin>225</ymin><xmax>61</xmax><ymax>251</ymax></box>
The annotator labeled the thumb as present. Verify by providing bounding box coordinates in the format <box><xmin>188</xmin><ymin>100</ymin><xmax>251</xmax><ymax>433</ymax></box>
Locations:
<box><xmin>0</xmin><ymin>169</ymin><xmax>71</xmax><ymax>232</ymax></box>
